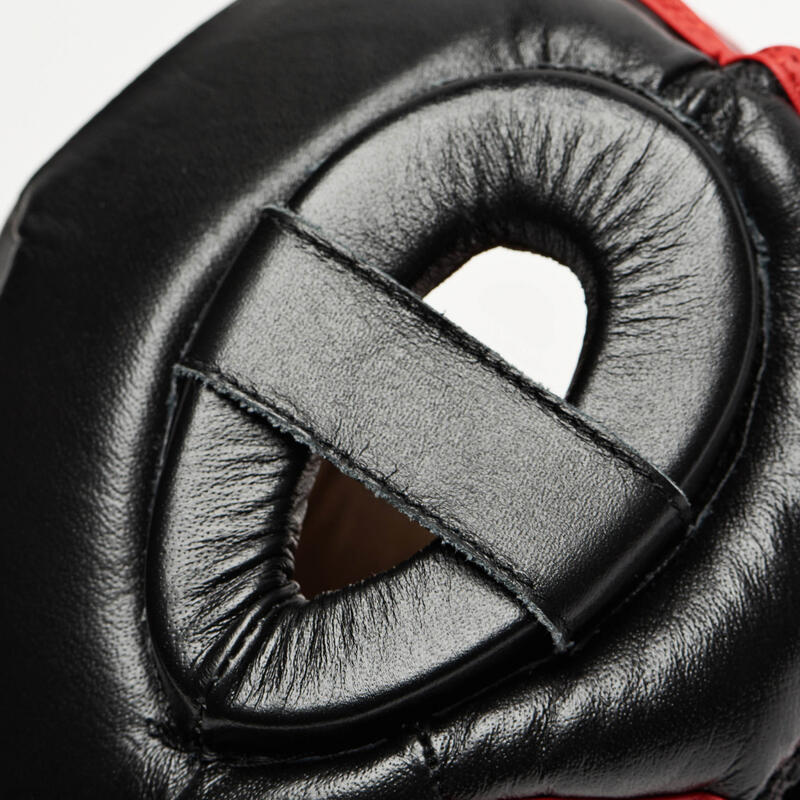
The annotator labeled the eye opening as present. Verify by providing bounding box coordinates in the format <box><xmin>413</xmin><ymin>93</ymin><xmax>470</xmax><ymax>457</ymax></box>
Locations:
<box><xmin>426</xmin><ymin>246</ymin><xmax>587</xmax><ymax>398</ymax></box>
<box><xmin>293</xmin><ymin>247</ymin><xmax>589</xmax><ymax>599</ymax></box>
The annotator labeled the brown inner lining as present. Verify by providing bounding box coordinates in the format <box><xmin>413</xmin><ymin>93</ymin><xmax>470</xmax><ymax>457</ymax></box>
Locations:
<box><xmin>294</xmin><ymin>460</ymin><xmax>434</xmax><ymax>598</ymax></box>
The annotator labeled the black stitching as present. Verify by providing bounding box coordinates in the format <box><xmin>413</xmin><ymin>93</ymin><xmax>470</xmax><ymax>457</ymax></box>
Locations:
<box><xmin>193</xmin><ymin>699</ymin><xmax>207</xmax><ymax>754</ymax></box>
<box><xmin>415</xmin><ymin>726</ymin><xmax>443</xmax><ymax>800</ymax></box>
<box><xmin>572</xmin><ymin>253</ymin><xmax>769</xmax><ymax>655</ymax></box>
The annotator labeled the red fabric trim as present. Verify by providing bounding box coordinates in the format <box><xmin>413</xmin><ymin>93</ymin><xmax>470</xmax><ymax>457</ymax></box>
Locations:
<box><xmin>637</xmin><ymin>0</ymin><xmax>800</xmax><ymax>114</ymax></box>
<box><xmin>637</xmin><ymin>0</ymin><xmax>740</xmax><ymax>63</ymax></box>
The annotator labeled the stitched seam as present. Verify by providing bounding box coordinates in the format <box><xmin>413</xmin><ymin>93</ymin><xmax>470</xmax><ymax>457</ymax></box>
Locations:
<box><xmin>573</xmin><ymin>254</ymin><xmax>769</xmax><ymax>654</ymax></box>
<box><xmin>262</xmin><ymin>205</ymin><xmax>691</xmax><ymax>525</ymax></box>
<box><xmin>193</xmin><ymin>699</ymin><xmax>207</xmax><ymax>754</ymax></box>
<box><xmin>285</xmin><ymin>61</ymin><xmax>743</xmax><ymax>205</ymax></box>
<box><xmin>176</xmin><ymin>361</ymin><xmax>570</xmax><ymax>644</ymax></box>
<box><xmin>760</xmin><ymin>48</ymin><xmax>800</xmax><ymax>97</ymax></box>
<box><xmin>143</xmin><ymin>213</ymin><xmax>269</xmax><ymax>754</ymax></box>
<box><xmin>415</xmin><ymin>726</ymin><xmax>443</xmax><ymax>800</ymax></box>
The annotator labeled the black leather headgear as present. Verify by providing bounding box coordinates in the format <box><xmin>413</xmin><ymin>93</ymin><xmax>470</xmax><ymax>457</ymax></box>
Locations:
<box><xmin>2</xmin><ymin>1</ymin><xmax>800</xmax><ymax>798</ymax></box>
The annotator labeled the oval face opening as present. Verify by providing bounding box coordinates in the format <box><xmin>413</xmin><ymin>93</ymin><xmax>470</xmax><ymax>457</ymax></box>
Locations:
<box><xmin>294</xmin><ymin>249</ymin><xmax>588</xmax><ymax>599</ymax></box>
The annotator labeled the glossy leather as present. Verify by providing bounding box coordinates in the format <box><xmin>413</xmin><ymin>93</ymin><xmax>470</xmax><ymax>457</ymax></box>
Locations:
<box><xmin>174</xmin><ymin>203</ymin><xmax>692</xmax><ymax>639</ymax></box>
<box><xmin>1</xmin><ymin>0</ymin><xmax>799</xmax><ymax>798</ymax></box>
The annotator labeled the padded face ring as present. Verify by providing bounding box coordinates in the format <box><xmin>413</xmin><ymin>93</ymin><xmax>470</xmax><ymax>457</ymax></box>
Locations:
<box><xmin>149</xmin><ymin>71</ymin><xmax>758</xmax><ymax>745</ymax></box>
<box><xmin>3</xmin><ymin>1</ymin><xmax>800</xmax><ymax>798</ymax></box>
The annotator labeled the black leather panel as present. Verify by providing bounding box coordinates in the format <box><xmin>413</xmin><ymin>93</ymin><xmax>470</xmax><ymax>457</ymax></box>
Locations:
<box><xmin>1</xmin><ymin>0</ymin><xmax>799</xmax><ymax>797</ymax></box>
<box><xmin>178</xmin><ymin>206</ymin><xmax>689</xmax><ymax>644</ymax></box>
<box><xmin>150</xmin><ymin>381</ymin><xmax>535</xmax><ymax>743</ymax></box>
<box><xmin>147</xmin><ymin>71</ymin><xmax>758</xmax><ymax>746</ymax></box>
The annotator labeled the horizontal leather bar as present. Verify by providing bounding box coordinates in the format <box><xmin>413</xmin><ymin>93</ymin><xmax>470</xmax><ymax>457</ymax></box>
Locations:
<box><xmin>180</xmin><ymin>206</ymin><xmax>691</xmax><ymax>648</ymax></box>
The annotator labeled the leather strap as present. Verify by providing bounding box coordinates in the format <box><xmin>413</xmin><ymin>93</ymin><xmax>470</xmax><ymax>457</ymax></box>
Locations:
<box><xmin>179</xmin><ymin>207</ymin><xmax>691</xmax><ymax>648</ymax></box>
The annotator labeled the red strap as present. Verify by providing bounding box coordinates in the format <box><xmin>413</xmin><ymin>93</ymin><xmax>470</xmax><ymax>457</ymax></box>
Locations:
<box><xmin>638</xmin><ymin>0</ymin><xmax>800</xmax><ymax>114</ymax></box>
<box><xmin>637</xmin><ymin>0</ymin><xmax>739</xmax><ymax>62</ymax></box>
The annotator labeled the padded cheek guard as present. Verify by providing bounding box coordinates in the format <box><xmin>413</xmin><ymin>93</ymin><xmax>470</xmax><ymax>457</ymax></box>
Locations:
<box><xmin>1</xmin><ymin>1</ymin><xmax>800</xmax><ymax>799</ymax></box>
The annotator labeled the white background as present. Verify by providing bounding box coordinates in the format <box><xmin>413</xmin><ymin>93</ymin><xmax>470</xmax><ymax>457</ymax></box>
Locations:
<box><xmin>1</xmin><ymin>1</ymin><xmax>798</xmax><ymax>395</ymax></box>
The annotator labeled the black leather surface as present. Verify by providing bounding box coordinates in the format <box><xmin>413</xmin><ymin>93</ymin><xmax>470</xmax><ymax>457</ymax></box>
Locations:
<box><xmin>1</xmin><ymin>0</ymin><xmax>800</xmax><ymax>798</ymax></box>
<box><xmin>177</xmin><ymin>203</ymin><xmax>692</xmax><ymax>642</ymax></box>
<box><xmin>293</xmin><ymin>72</ymin><xmax>760</xmax><ymax>499</ymax></box>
